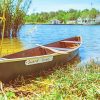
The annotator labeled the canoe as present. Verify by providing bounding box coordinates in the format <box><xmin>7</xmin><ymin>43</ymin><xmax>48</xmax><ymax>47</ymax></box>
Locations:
<box><xmin>0</xmin><ymin>36</ymin><xmax>82</xmax><ymax>81</ymax></box>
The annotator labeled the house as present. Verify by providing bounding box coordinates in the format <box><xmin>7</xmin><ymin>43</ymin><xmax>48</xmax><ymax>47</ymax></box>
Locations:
<box><xmin>77</xmin><ymin>14</ymin><xmax>100</xmax><ymax>25</ymax></box>
<box><xmin>77</xmin><ymin>17</ymin><xmax>83</xmax><ymax>24</ymax></box>
<box><xmin>95</xmin><ymin>14</ymin><xmax>100</xmax><ymax>24</ymax></box>
<box><xmin>50</xmin><ymin>19</ymin><xmax>61</xmax><ymax>24</ymax></box>
<box><xmin>77</xmin><ymin>17</ymin><xmax>96</xmax><ymax>25</ymax></box>
<box><xmin>66</xmin><ymin>20</ymin><xmax>76</xmax><ymax>24</ymax></box>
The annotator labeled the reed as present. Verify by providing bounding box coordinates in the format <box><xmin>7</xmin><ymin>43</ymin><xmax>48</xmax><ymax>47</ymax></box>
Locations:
<box><xmin>0</xmin><ymin>0</ymin><xmax>32</xmax><ymax>38</ymax></box>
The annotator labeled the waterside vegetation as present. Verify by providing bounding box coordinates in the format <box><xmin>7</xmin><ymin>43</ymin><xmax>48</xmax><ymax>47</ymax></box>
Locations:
<box><xmin>0</xmin><ymin>61</ymin><xmax>99</xmax><ymax>100</ymax></box>
<box><xmin>0</xmin><ymin>0</ymin><xmax>32</xmax><ymax>38</ymax></box>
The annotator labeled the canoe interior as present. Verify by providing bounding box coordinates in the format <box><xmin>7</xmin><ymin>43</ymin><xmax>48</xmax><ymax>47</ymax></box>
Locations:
<box><xmin>3</xmin><ymin>36</ymin><xmax>81</xmax><ymax>59</ymax></box>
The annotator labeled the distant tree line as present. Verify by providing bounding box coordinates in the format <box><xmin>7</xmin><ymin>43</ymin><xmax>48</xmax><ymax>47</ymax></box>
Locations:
<box><xmin>24</xmin><ymin>8</ymin><xmax>100</xmax><ymax>24</ymax></box>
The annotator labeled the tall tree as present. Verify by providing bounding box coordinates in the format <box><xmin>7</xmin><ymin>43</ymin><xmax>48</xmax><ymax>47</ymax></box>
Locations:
<box><xmin>0</xmin><ymin>0</ymin><xmax>32</xmax><ymax>38</ymax></box>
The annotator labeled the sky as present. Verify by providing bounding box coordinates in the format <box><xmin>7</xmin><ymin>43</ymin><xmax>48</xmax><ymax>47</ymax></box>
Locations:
<box><xmin>28</xmin><ymin>0</ymin><xmax>100</xmax><ymax>14</ymax></box>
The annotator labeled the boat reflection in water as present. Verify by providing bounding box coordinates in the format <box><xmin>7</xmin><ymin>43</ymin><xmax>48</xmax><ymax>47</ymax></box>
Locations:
<box><xmin>0</xmin><ymin>38</ymin><xmax>23</xmax><ymax>57</ymax></box>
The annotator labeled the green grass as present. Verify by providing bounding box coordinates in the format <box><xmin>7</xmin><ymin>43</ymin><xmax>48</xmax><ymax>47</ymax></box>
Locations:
<box><xmin>0</xmin><ymin>61</ymin><xmax>100</xmax><ymax>100</ymax></box>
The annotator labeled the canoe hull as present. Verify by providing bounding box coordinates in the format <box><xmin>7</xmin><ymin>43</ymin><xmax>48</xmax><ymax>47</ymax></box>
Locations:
<box><xmin>0</xmin><ymin>49</ymin><xmax>79</xmax><ymax>81</ymax></box>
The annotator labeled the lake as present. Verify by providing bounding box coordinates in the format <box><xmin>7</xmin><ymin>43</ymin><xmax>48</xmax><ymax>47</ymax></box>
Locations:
<box><xmin>1</xmin><ymin>25</ymin><xmax>100</xmax><ymax>63</ymax></box>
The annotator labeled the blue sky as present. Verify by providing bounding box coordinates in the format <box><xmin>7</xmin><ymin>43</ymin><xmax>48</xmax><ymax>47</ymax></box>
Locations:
<box><xmin>28</xmin><ymin>0</ymin><xmax>100</xmax><ymax>14</ymax></box>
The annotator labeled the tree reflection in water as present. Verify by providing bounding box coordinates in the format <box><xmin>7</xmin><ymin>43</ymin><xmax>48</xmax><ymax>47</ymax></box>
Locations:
<box><xmin>0</xmin><ymin>38</ymin><xmax>23</xmax><ymax>57</ymax></box>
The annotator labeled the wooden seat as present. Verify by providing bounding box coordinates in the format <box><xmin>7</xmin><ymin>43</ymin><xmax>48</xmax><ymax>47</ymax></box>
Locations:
<box><xmin>36</xmin><ymin>44</ymin><xmax>74</xmax><ymax>54</ymax></box>
<box><xmin>61</xmin><ymin>40</ymin><xmax>81</xmax><ymax>44</ymax></box>
<box><xmin>49</xmin><ymin>47</ymin><xmax>71</xmax><ymax>51</ymax></box>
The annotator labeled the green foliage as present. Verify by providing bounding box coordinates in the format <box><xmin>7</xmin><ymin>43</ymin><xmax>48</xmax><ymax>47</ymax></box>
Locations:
<box><xmin>25</xmin><ymin>8</ymin><xmax>100</xmax><ymax>24</ymax></box>
<box><xmin>81</xmin><ymin>10</ymin><xmax>89</xmax><ymax>18</ymax></box>
<box><xmin>0</xmin><ymin>0</ymin><xmax>31</xmax><ymax>38</ymax></box>
<box><xmin>0</xmin><ymin>91</ymin><xmax>15</xmax><ymax>100</ymax></box>
<box><xmin>6</xmin><ymin>91</ymin><xmax>16</xmax><ymax>99</ymax></box>
<box><xmin>89</xmin><ymin>8</ymin><xmax>99</xmax><ymax>18</ymax></box>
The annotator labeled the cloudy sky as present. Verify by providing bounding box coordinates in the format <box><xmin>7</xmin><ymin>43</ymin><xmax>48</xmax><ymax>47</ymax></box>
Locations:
<box><xmin>28</xmin><ymin>0</ymin><xmax>100</xmax><ymax>14</ymax></box>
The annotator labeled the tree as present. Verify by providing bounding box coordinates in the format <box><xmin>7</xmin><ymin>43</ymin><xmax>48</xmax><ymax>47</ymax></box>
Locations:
<box><xmin>56</xmin><ymin>10</ymin><xmax>67</xmax><ymax>23</ymax></box>
<box><xmin>80</xmin><ymin>9</ymin><xmax>90</xmax><ymax>18</ymax></box>
<box><xmin>89</xmin><ymin>8</ymin><xmax>99</xmax><ymax>18</ymax></box>
<box><xmin>0</xmin><ymin>0</ymin><xmax>32</xmax><ymax>38</ymax></box>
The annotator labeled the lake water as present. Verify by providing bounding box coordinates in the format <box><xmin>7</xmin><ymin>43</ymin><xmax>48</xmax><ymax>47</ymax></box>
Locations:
<box><xmin>1</xmin><ymin>25</ymin><xmax>100</xmax><ymax>63</ymax></box>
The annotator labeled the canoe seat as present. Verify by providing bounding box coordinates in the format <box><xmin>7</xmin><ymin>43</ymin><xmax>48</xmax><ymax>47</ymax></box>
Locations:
<box><xmin>36</xmin><ymin>44</ymin><xmax>73</xmax><ymax>54</ymax></box>
<box><xmin>61</xmin><ymin>41</ymin><xmax>81</xmax><ymax>44</ymax></box>
<box><xmin>49</xmin><ymin>47</ymin><xmax>71</xmax><ymax>51</ymax></box>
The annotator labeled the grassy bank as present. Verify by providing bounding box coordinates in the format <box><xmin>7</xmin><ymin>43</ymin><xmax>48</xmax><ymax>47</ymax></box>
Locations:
<box><xmin>0</xmin><ymin>61</ymin><xmax>100</xmax><ymax>100</ymax></box>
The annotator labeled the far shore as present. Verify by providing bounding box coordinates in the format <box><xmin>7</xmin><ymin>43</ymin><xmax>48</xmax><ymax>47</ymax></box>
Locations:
<box><xmin>24</xmin><ymin>23</ymin><xmax>100</xmax><ymax>25</ymax></box>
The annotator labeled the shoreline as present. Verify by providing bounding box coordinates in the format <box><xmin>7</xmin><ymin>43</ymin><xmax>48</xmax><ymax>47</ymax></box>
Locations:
<box><xmin>1</xmin><ymin>60</ymin><xmax>99</xmax><ymax>99</ymax></box>
<box><xmin>23</xmin><ymin>23</ymin><xmax>100</xmax><ymax>26</ymax></box>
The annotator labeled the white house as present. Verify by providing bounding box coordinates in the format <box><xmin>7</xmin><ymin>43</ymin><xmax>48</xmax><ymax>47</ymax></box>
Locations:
<box><xmin>77</xmin><ymin>17</ymin><xmax>96</xmax><ymax>24</ymax></box>
<box><xmin>66</xmin><ymin>20</ymin><xmax>76</xmax><ymax>24</ymax></box>
<box><xmin>77</xmin><ymin>15</ymin><xmax>100</xmax><ymax>25</ymax></box>
<box><xmin>95</xmin><ymin>14</ymin><xmax>100</xmax><ymax>24</ymax></box>
<box><xmin>50</xmin><ymin>19</ymin><xmax>61</xmax><ymax>24</ymax></box>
